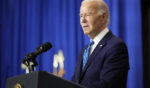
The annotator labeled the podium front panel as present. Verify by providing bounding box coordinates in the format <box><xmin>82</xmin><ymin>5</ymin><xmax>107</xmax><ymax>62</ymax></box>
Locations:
<box><xmin>6</xmin><ymin>71</ymin><xmax>86</xmax><ymax>88</ymax></box>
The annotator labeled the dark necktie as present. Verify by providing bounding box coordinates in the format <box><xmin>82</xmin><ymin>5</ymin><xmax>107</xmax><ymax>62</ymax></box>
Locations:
<box><xmin>82</xmin><ymin>41</ymin><xmax>94</xmax><ymax>70</ymax></box>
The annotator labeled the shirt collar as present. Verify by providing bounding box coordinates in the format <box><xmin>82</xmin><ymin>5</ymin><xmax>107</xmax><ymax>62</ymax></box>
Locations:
<box><xmin>90</xmin><ymin>27</ymin><xmax>109</xmax><ymax>46</ymax></box>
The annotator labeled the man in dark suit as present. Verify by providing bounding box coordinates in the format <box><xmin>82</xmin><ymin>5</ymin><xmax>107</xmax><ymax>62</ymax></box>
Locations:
<box><xmin>71</xmin><ymin>0</ymin><xmax>129</xmax><ymax>88</ymax></box>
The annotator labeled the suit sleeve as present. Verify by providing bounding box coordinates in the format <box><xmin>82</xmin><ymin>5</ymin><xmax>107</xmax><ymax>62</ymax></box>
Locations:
<box><xmin>89</xmin><ymin>42</ymin><xmax>129</xmax><ymax>88</ymax></box>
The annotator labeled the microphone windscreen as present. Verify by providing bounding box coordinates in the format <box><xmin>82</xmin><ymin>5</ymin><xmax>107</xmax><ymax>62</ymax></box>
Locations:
<box><xmin>35</xmin><ymin>42</ymin><xmax>52</xmax><ymax>55</ymax></box>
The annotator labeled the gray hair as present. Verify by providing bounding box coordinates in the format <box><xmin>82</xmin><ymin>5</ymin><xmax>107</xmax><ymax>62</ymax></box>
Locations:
<box><xmin>81</xmin><ymin>0</ymin><xmax>110</xmax><ymax>25</ymax></box>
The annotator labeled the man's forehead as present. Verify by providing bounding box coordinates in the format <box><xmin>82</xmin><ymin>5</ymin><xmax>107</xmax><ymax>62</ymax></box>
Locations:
<box><xmin>81</xmin><ymin>2</ymin><xmax>100</xmax><ymax>9</ymax></box>
<box><xmin>80</xmin><ymin>2</ymin><xmax>99</xmax><ymax>14</ymax></box>
<box><xmin>81</xmin><ymin>1</ymin><xmax>100</xmax><ymax>7</ymax></box>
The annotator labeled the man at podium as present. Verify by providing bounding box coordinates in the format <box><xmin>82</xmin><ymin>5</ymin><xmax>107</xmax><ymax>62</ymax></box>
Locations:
<box><xmin>71</xmin><ymin>0</ymin><xmax>129</xmax><ymax>88</ymax></box>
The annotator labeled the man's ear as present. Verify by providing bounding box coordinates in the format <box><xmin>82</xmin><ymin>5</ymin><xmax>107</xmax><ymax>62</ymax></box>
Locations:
<box><xmin>102</xmin><ymin>13</ymin><xmax>107</xmax><ymax>19</ymax></box>
<box><xmin>102</xmin><ymin>13</ymin><xmax>107</xmax><ymax>23</ymax></box>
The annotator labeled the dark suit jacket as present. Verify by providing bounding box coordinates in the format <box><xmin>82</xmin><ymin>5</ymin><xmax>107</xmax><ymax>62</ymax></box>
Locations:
<box><xmin>71</xmin><ymin>31</ymin><xmax>129</xmax><ymax>88</ymax></box>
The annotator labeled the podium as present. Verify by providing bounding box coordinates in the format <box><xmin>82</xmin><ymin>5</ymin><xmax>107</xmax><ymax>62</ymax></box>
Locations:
<box><xmin>6</xmin><ymin>71</ymin><xmax>85</xmax><ymax>88</ymax></box>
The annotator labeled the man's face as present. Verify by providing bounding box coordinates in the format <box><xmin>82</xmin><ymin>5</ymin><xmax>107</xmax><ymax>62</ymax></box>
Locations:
<box><xmin>80</xmin><ymin>2</ymin><xmax>106</xmax><ymax>39</ymax></box>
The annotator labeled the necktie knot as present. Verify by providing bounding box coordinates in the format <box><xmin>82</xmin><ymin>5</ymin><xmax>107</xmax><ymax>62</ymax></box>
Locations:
<box><xmin>89</xmin><ymin>41</ymin><xmax>94</xmax><ymax>46</ymax></box>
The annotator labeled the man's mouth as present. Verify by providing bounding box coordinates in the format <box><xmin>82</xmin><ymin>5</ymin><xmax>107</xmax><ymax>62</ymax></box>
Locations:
<box><xmin>83</xmin><ymin>25</ymin><xmax>89</xmax><ymax>28</ymax></box>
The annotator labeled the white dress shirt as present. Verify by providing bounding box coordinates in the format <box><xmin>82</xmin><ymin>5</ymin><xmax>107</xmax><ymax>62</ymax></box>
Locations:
<box><xmin>90</xmin><ymin>28</ymin><xmax>109</xmax><ymax>55</ymax></box>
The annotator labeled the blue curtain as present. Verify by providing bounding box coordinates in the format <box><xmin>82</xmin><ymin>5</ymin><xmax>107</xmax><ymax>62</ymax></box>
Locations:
<box><xmin>0</xmin><ymin>0</ymin><xmax>143</xmax><ymax>88</ymax></box>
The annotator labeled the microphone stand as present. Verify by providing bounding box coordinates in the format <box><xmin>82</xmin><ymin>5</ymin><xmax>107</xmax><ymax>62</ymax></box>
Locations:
<box><xmin>22</xmin><ymin>53</ymin><xmax>38</xmax><ymax>73</ymax></box>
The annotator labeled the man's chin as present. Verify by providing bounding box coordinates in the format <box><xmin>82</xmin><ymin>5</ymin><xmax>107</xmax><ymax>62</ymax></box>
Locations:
<box><xmin>83</xmin><ymin>29</ymin><xmax>89</xmax><ymax>34</ymax></box>
<box><xmin>83</xmin><ymin>31</ymin><xmax>89</xmax><ymax>35</ymax></box>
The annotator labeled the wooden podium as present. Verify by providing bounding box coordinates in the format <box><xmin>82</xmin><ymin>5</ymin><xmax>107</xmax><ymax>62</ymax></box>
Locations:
<box><xmin>6</xmin><ymin>71</ymin><xmax>85</xmax><ymax>88</ymax></box>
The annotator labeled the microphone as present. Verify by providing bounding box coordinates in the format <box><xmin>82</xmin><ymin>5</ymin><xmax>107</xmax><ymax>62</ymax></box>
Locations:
<box><xmin>23</xmin><ymin>42</ymin><xmax>52</xmax><ymax>61</ymax></box>
<box><xmin>22</xmin><ymin>42</ymin><xmax>52</xmax><ymax>73</ymax></box>
<box><xmin>34</xmin><ymin>42</ymin><xmax>52</xmax><ymax>55</ymax></box>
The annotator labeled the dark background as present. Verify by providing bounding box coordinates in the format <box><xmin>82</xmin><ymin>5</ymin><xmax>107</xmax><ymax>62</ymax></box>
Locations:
<box><xmin>142</xmin><ymin>0</ymin><xmax>150</xmax><ymax>88</ymax></box>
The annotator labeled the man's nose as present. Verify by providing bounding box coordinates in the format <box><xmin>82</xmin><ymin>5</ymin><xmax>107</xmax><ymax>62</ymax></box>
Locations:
<box><xmin>81</xmin><ymin>16</ymin><xmax>87</xmax><ymax>23</ymax></box>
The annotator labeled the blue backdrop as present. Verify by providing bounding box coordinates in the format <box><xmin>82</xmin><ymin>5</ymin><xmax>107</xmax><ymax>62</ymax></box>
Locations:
<box><xmin>0</xmin><ymin>0</ymin><xmax>143</xmax><ymax>88</ymax></box>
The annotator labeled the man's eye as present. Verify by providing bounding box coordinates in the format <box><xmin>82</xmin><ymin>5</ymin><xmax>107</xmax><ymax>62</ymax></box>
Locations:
<box><xmin>80</xmin><ymin>15</ymin><xmax>83</xmax><ymax>17</ymax></box>
<box><xmin>86</xmin><ymin>14</ymin><xmax>91</xmax><ymax>16</ymax></box>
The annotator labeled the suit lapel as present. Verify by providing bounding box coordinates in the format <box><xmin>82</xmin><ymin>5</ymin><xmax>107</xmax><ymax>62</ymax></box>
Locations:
<box><xmin>76</xmin><ymin>46</ymin><xmax>87</xmax><ymax>83</ymax></box>
<box><xmin>79</xmin><ymin>31</ymin><xmax>113</xmax><ymax>82</ymax></box>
